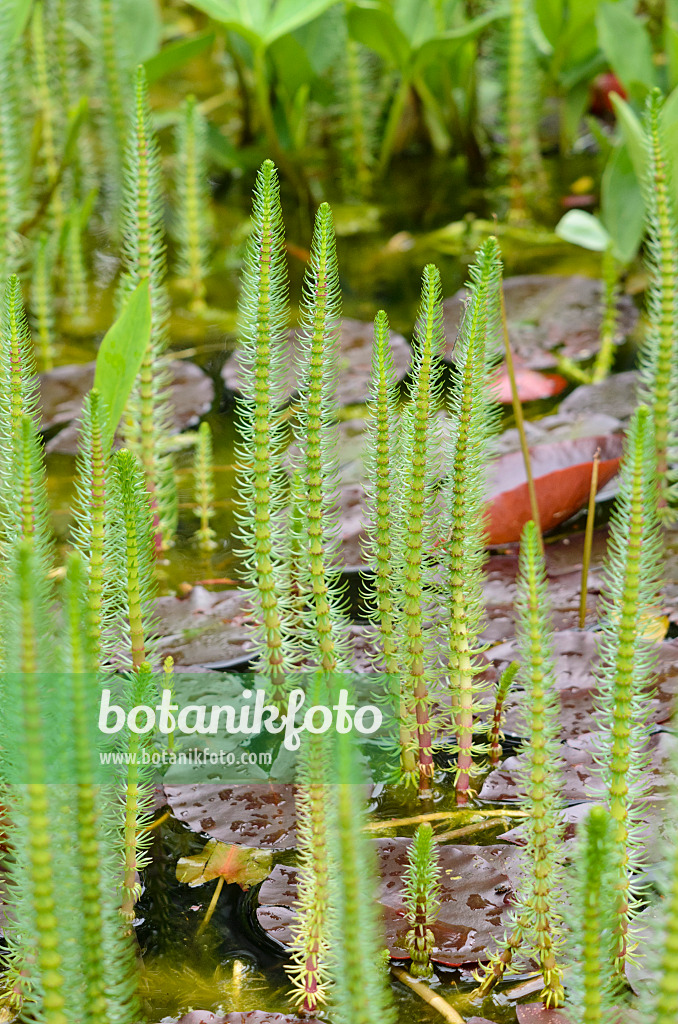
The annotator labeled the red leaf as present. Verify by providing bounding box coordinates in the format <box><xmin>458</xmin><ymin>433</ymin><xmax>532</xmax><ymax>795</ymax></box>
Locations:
<box><xmin>494</xmin><ymin>366</ymin><xmax>568</xmax><ymax>403</ymax></box>
<box><xmin>516</xmin><ymin>1005</ymin><xmax>573</xmax><ymax>1024</ymax></box>
<box><xmin>485</xmin><ymin>435</ymin><xmax>623</xmax><ymax>545</ymax></box>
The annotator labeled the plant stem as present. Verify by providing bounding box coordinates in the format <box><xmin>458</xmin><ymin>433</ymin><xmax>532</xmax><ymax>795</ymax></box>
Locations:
<box><xmin>197</xmin><ymin>876</ymin><xmax>224</xmax><ymax>936</ymax></box>
<box><xmin>391</xmin><ymin>968</ymin><xmax>463</xmax><ymax>1024</ymax></box>
<box><xmin>500</xmin><ymin>282</ymin><xmax>542</xmax><ymax>552</ymax></box>
<box><xmin>579</xmin><ymin>450</ymin><xmax>600</xmax><ymax>629</ymax></box>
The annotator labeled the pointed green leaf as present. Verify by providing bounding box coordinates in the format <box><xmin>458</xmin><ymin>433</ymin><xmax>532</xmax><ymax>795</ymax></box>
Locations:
<box><xmin>555</xmin><ymin>210</ymin><xmax>611</xmax><ymax>252</ymax></box>
<box><xmin>143</xmin><ymin>30</ymin><xmax>215</xmax><ymax>85</ymax></box>
<box><xmin>610</xmin><ymin>94</ymin><xmax>647</xmax><ymax>183</ymax></box>
<box><xmin>93</xmin><ymin>279</ymin><xmax>152</xmax><ymax>444</ymax></box>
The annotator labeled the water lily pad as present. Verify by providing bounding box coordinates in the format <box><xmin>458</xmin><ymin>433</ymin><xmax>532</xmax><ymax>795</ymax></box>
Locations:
<box><xmin>443</xmin><ymin>276</ymin><xmax>638</xmax><ymax>370</ymax></box>
<box><xmin>485</xmin><ymin>435</ymin><xmax>623</xmax><ymax>545</ymax></box>
<box><xmin>221</xmin><ymin>319</ymin><xmax>411</xmax><ymax>406</ymax></box>
<box><xmin>257</xmin><ymin>841</ymin><xmax>519</xmax><ymax>966</ymax></box>
<box><xmin>480</xmin><ymin>731</ymin><xmax>676</xmax><ymax>804</ymax></box>
<box><xmin>494</xmin><ymin>366</ymin><xmax>568</xmax><ymax>403</ymax></box>
<box><xmin>176</xmin><ymin>839</ymin><xmax>273</xmax><ymax>889</ymax></box>
<box><xmin>154</xmin><ymin>587</ymin><xmax>256</xmax><ymax>669</ymax></box>
<box><xmin>558</xmin><ymin>370</ymin><xmax>639</xmax><ymax>425</ymax></box>
<box><xmin>165</xmin><ymin>783</ymin><xmax>297</xmax><ymax>849</ymax></box>
<box><xmin>43</xmin><ymin>360</ymin><xmax>215</xmax><ymax>454</ymax></box>
<box><xmin>173</xmin><ymin>1014</ymin><xmax>322</xmax><ymax>1024</ymax></box>
<box><xmin>516</xmin><ymin>1006</ymin><xmax>573</xmax><ymax>1024</ymax></box>
<box><xmin>486</xmin><ymin>632</ymin><xmax>678</xmax><ymax>743</ymax></box>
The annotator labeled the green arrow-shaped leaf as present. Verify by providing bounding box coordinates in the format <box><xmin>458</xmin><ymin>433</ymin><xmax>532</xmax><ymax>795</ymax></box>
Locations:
<box><xmin>93</xmin><ymin>279</ymin><xmax>152</xmax><ymax>445</ymax></box>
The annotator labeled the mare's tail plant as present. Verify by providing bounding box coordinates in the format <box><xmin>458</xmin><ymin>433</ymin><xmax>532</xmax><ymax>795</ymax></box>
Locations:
<box><xmin>403</xmin><ymin>823</ymin><xmax>440</xmax><ymax>979</ymax></box>
<box><xmin>72</xmin><ymin>389</ymin><xmax>113</xmax><ymax>665</ymax></box>
<box><xmin>639</xmin><ymin>89</ymin><xmax>678</xmax><ymax>514</ymax></box>
<box><xmin>31</xmin><ymin>233</ymin><xmax>57</xmax><ymax>371</ymax></box>
<box><xmin>235</xmin><ymin>160</ymin><xmax>292</xmax><ymax>705</ymax></box>
<box><xmin>193</xmin><ymin>420</ymin><xmax>217</xmax><ymax>553</ymax></box>
<box><xmin>295</xmin><ymin>202</ymin><xmax>350</xmax><ymax>680</ymax></box>
<box><xmin>564</xmin><ymin>805</ymin><xmax>618</xmax><ymax>1024</ymax></box>
<box><xmin>0</xmin><ymin>8</ymin><xmax>22</xmax><ymax>282</ymax></box>
<box><xmin>174</xmin><ymin>95</ymin><xmax>212</xmax><ymax>310</ymax></box>
<box><xmin>336</xmin><ymin>28</ymin><xmax>375</xmax><ymax>200</ymax></box>
<box><xmin>91</xmin><ymin>0</ymin><xmax>132</xmax><ymax>200</ymax></box>
<box><xmin>488</xmin><ymin>661</ymin><xmax>519</xmax><ymax>765</ymax></box>
<box><xmin>286</xmin><ymin>682</ymin><xmax>333</xmax><ymax>1013</ymax></box>
<box><xmin>395</xmin><ymin>264</ymin><xmax>445</xmax><ymax>794</ymax></box>
<box><xmin>505</xmin><ymin>0</ymin><xmax>543</xmax><ymax>219</ymax></box>
<box><xmin>61</xmin><ymin>550</ymin><xmax>141</xmax><ymax>1023</ymax></box>
<box><xmin>328</xmin><ymin>729</ymin><xmax>395</xmax><ymax>1024</ymax></box>
<box><xmin>442</xmin><ymin>237</ymin><xmax>502</xmax><ymax>800</ymax></box>
<box><xmin>111</xmin><ymin>448</ymin><xmax>157</xmax><ymax>670</ymax></box>
<box><xmin>474</xmin><ymin>520</ymin><xmax>565</xmax><ymax>1006</ymax></box>
<box><xmin>593</xmin><ymin>404</ymin><xmax>663</xmax><ymax>969</ymax></box>
<box><xmin>363</xmin><ymin>310</ymin><xmax>413</xmax><ymax>768</ymax></box>
<box><xmin>119</xmin><ymin>66</ymin><xmax>175</xmax><ymax>548</ymax></box>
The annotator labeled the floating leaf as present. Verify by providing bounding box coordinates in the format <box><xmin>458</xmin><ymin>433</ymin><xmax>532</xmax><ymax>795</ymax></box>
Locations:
<box><xmin>177</xmin><ymin>839</ymin><xmax>272</xmax><ymax>890</ymax></box>
<box><xmin>494</xmin><ymin>365</ymin><xmax>568</xmax><ymax>403</ymax></box>
<box><xmin>443</xmin><ymin>276</ymin><xmax>637</xmax><ymax>370</ymax></box>
<box><xmin>166</xmin><ymin>783</ymin><xmax>297</xmax><ymax>849</ymax></box>
<box><xmin>485</xmin><ymin>435</ymin><xmax>623</xmax><ymax>544</ymax></box>
<box><xmin>257</xmin><ymin>842</ymin><xmax>519</xmax><ymax>966</ymax></box>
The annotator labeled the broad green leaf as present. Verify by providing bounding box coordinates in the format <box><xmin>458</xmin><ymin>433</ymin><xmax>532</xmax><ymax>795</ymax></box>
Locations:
<box><xmin>176</xmin><ymin>839</ymin><xmax>273</xmax><ymax>889</ymax></box>
<box><xmin>348</xmin><ymin>4</ymin><xmax>411</xmax><ymax>67</ymax></box>
<box><xmin>265</xmin><ymin>0</ymin><xmax>339</xmax><ymax>45</ymax></box>
<box><xmin>610</xmin><ymin>94</ymin><xmax>646</xmax><ymax>183</ymax></box>
<box><xmin>4</xmin><ymin>0</ymin><xmax>32</xmax><ymax>54</ymax></box>
<box><xmin>414</xmin><ymin>5</ymin><xmax>509</xmax><ymax>67</ymax></box>
<box><xmin>555</xmin><ymin>210</ymin><xmax>611</xmax><ymax>251</ymax></box>
<box><xmin>601</xmin><ymin>145</ymin><xmax>645</xmax><ymax>264</ymax></box>
<box><xmin>93</xmin><ymin>280</ymin><xmax>152</xmax><ymax>444</ymax></box>
<box><xmin>661</xmin><ymin>85</ymin><xmax>678</xmax><ymax>211</ymax></box>
<box><xmin>117</xmin><ymin>0</ymin><xmax>163</xmax><ymax>64</ymax></box>
<box><xmin>187</xmin><ymin>0</ymin><xmax>337</xmax><ymax>47</ymax></box>
<box><xmin>667</xmin><ymin>0</ymin><xmax>678</xmax><ymax>90</ymax></box>
<box><xmin>269</xmin><ymin>34</ymin><xmax>316</xmax><ymax>95</ymax></box>
<box><xmin>534</xmin><ymin>0</ymin><xmax>563</xmax><ymax>45</ymax></box>
<box><xmin>596</xmin><ymin>1</ymin><xmax>656</xmax><ymax>97</ymax></box>
<box><xmin>144</xmin><ymin>30</ymin><xmax>215</xmax><ymax>84</ymax></box>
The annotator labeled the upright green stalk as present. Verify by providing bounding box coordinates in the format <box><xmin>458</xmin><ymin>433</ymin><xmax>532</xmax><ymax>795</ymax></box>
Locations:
<box><xmin>296</xmin><ymin>202</ymin><xmax>349</xmax><ymax>679</ymax></box>
<box><xmin>649</xmin><ymin>733</ymin><xmax>678</xmax><ymax>1024</ymax></box>
<box><xmin>0</xmin><ymin>542</ymin><xmax>67</xmax><ymax>1024</ymax></box>
<box><xmin>363</xmin><ymin>310</ymin><xmax>414</xmax><ymax>771</ymax></box>
<box><xmin>639</xmin><ymin>90</ymin><xmax>678</xmax><ymax>512</ymax></box>
<box><xmin>591</xmin><ymin>244</ymin><xmax>620</xmax><ymax>383</ymax></box>
<box><xmin>111</xmin><ymin>448</ymin><xmax>157</xmax><ymax>670</ymax></box>
<box><xmin>328</xmin><ymin>730</ymin><xmax>396</xmax><ymax>1024</ymax></box>
<box><xmin>72</xmin><ymin>389</ymin><xmax>112</xmax><ymax>666</ymax></box>
<box><xmin>403</xmin><ymin>824</ymin><xmax>441</xmax><ymax>979</ymax></box>
<box><xmin>593</xmin><ymin>405</ymin><xmax>663</xmax><ymax>969</ymax></box>
<box><xmin>338</xmin><ymin>28</ymin><xmax>374</xmax><ymax>199</ymax></box>
<box><xmin>31</xmin><ymin>234</ymin><xmax>57</xmax><ymax>371</ymax></box>
<box><xmin>0</xmin><ymin>275</ymin><xmax>39</xmax><ymax>467</ymax></box>
<box><xmin>0</xmin><ymin>8</ymin><xmax>21</xmax><ymax>282</ymax></box>
<box><xmin>31</xmin><ymin>2</ymin><xmax>64</xmax><ymax>230</ymax></box>
<box><xmin>92</xmin><ymin>0</ymin><xmax>130</xmax><ymax>196</ymax></box>
<box><xmin>287</xmin><ymin>689</ymin><xmax>332</xmax><ymax>1013</ymax></box>
<box><xmin>174</xmin><ymin>95</ymin><xmax>211</xmax><ymax>310</ymax></box>
<box><xmin>474</xmin><ymin>521</ymin><xmax>564</xmax><ymax>1005</ymax></box>
<box><xmin>395</xmin><ymin>264</ymin><xmax>444</xmax><ymax>794</ymax></box>
<box><xmin>442</xmin><ymin>238</ymin><xmax>502</xmax><ymax>799</ymax></box>
<box><xmin>505</xmin><ymin>0</ymin><xmax>543</xmax><ymax>219</ymax></box>
<box><xmin>193</xmin><ymin>420</ymin><xmax>217</xmax><ymax>552</ymax></box>
<box><xmin>488</xmin><ymin>661</ymin><xmax>519</xmax><ymax>765</ymax></box>
<box><xmin>120</xmin><ymin>66</ymin><xmax>175</xmax><ymax>548</ymax></box>
<box><xmin>235</xmin><ymin>160</ymin><xmax>292</xmax><ymax>704</ymax></box>
<box><xmin>565</xmin><ymin>806</ymin><xmax>617</xmax><ymax>1024</ymax></box>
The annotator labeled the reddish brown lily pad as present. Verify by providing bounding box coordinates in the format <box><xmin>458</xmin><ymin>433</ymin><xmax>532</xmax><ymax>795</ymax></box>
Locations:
<box><xmin>480</xmin><ymin>731</ymin><xmax>676</xmax><ymax>804</ymax></box>
<box><xmin>222</xmin><ymin>319</ymin><xmax>412</xmax><ymax>406</ymax></box>
<box><xmin>443</xmin><ymin>276</ymin><xmax>637</xmax><ymax>370</ymax></box>
<box><xmin>165</xmin><ymin>783</ymin><xmax>297</xmax><ymax>849</ymax></box>
<box><xmin>43</xmin><ymin>359</ymin><xmax>214</xmax><ymax>453</ymax></box>
<box><xmin>257</xmin><ymin>841</ymin><xmax>519</xmax><ymax>966</ymax></box>
<box><xmin>173</xmin><ymin>1014</ymin><xmax>322</xmax><ymax>1024</ymax></box>
<box><xmin>485</xmin><ymin>434</ymin><xmax>623</xmax><ymax>545</ymax></box>
<box><xmin>154</xmin><ymin>587</ymin><xmax>256</xmax><ymax>669</ymax></box>
<box><xmin>516</xmin><ymin>1006</ymin><xmax>574</xmax><ymax>1024</ymax></box>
